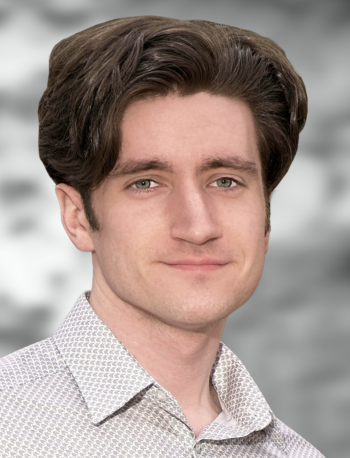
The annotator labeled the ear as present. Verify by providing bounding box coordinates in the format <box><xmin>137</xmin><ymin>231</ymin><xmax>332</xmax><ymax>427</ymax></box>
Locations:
<box><xmin>55</xmin><ymin>184</ymin><xmax>95</xmax><ymax>252</ymax></box>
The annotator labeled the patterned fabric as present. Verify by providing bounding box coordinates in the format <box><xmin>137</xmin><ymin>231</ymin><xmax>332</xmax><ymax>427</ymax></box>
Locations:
<box><xmin>0</xmin><ymin>291</ymin><xmax>325</xmax><ymax>457</ymax></box>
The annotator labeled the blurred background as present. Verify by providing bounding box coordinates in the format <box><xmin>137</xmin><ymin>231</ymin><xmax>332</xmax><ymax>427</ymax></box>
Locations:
<box><xmin>0</xmin><ymin>0</ymin><xmax>349</xmax><ymax>456</ymax></box>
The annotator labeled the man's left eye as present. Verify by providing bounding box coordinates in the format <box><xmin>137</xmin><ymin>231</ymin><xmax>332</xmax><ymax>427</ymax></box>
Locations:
<box><xmin>210</xmin><ymin>178</ymin><xmax>237</xmax><ymax>188</ymax></box>
<box><xmin>132</xmin><ymin>179</ymin><xmax>158</xmax><ymax>189</ymax></box>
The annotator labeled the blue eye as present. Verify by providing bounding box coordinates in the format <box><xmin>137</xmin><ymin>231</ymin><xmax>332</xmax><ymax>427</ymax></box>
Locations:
<box><xmin>134</xmin><ymin>180</ymin><xmax>152</xmax><ymax>189</ymax></box>
<box><xmin>215</xmin><ymin>178</ymin><xmax>236</xmax><ymax>188</ymax></box>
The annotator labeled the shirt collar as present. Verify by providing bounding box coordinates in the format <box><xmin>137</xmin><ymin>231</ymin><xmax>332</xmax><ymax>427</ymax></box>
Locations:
<box><xmin>211</xmin><ymin>342</ymin><xmax>273</xmax><ymax>434</ymax></box>
<box><xmin>53</xmin><ymin>291</ymin><xmax>155</xmax><ymax>425</ymax></box>
<box><xmin>200</xmin><ymin>342</ymin><xmax>285</xmax><ymax>449</ymax></box>
<box><xmin>54</xmin><ymin>291</ymin><xmax>276</xmax><ymax>442</ymax></box>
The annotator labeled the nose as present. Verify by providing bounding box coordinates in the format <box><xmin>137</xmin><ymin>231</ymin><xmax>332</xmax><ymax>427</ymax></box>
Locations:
<box><xmin>169</xmin><ymin>185</ymin><xmax>222</xmax><ymax>245</ymax></box>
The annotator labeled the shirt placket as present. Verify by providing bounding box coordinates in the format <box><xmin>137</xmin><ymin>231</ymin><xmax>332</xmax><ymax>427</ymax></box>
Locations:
<box><xmin>145</xmin><ymin>385</ymin><xmax>200</xmax><ymax>452</ymax></box>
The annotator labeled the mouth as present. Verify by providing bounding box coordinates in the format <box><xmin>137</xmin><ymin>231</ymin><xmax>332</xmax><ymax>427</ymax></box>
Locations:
<box><xmin>162</xmin><ymin>259</ymin><xmax>230</xmax><ymax>272</ymax></box>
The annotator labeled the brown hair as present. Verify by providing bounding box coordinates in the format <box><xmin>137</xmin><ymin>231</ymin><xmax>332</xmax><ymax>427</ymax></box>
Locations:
<box><xmin>38</xmin><ymin>16</ymin><xmax>307</xmax><ymax>232</ymax></box>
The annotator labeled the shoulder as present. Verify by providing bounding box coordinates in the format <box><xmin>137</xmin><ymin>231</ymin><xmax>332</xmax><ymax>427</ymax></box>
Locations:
<box><xmin>274</xmin><ymin>417</ymin><xmax>326</xmax><ymax>458</ymax></box>
<box><xmin>0</xmin><ymin>337</ymin><xmax>65</xmax><ymax>392</ymax></box>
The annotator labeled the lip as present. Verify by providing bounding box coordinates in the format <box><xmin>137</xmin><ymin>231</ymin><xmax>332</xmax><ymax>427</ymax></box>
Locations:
<box><xmin>163</xmin><ymin>259</ymin><xmax>229</xmax><ymax>271</ymax></box>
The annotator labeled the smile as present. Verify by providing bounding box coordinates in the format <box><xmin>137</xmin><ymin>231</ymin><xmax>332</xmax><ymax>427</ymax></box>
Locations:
<box><xmin>163</xmin><ymin>259</ymin><xmax>229</xmax><ymax>271</ymax></box>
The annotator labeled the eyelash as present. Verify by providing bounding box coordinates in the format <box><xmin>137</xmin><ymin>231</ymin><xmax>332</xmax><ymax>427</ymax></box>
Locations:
<box><xmin>129</xmin><ymin>177</ymin><xmax>240</xmax><ymax>194</ymax></box>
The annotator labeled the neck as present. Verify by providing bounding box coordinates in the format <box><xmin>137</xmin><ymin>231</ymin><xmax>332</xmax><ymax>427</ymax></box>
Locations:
<box><xmin>89</xmin><ymin>276</ymin><xmax>226</xmax><ymax>436</ymax></box>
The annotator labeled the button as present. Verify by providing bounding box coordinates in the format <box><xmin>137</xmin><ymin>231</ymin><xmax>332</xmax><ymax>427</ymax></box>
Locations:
<box><xmin>229</xmin><ymin>417</ymin><xmax>238</xmax><ymax>427</ymax></box>
<box><xmin>195</xmin><ymin>442</ymin><xmax>202</xmax><ymax>454</ymax></box>
<box><xmin>155</xmin><ymin>389</ymin><xmax>167</xmax><ymax>402</ymax></box>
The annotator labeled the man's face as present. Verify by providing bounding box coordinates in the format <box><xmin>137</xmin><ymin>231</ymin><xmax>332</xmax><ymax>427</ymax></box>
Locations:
<box><xmin>89</xmin><ymin>92</ymin><xmax>269</xmax><ymax>330</ymax></box>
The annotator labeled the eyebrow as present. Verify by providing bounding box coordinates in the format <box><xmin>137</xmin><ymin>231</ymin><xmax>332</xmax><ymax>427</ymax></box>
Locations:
<box><xmin>110</xmin><ymin>159</ymin><xmax>174</xmax><ymax>177</ymax></box>
<box><xmin>200</xmin><ymin>156</ymin><xmax>259</xmax><ymax>177</ymax></box>
<box><xmin>110</xmin><ymin>155</ymin><xmax>259</xmax><ymax>178</ymax></box>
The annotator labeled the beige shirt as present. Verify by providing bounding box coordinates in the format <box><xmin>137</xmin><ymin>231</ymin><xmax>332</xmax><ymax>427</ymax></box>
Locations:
<box><xmin>0</xmin><ymin>291</ymin><xmax>325</xmax><ymax>457</ymax></box>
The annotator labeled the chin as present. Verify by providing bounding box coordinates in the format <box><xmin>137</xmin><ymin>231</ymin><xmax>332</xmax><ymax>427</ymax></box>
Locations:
<box><xmin>157</xmin><ymin>295</ymin><xmax>242</xmax><ymax>330</ymax></box>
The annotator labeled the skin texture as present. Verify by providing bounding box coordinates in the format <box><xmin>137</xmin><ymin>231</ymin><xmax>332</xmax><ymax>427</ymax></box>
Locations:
<box><xmin>56</xmin><ymin>92</ymin><xmax>270</xmax><ymax>436</ymax></box>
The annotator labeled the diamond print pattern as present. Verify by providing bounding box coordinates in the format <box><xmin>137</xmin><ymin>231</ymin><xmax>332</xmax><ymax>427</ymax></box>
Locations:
<box><xmin>0</xmin><ymin>291</ymin><xmax>325</xmax><ymax>457</ymax></box>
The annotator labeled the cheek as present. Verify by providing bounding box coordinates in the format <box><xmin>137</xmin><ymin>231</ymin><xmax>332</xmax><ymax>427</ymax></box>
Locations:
<box><xmin>227</xmin><ymin>197</ymin><xmax>266</xmax><ymax>241</ymax></box>
<box><xmin>103</xmin><ymin>203</ymin><xmax>165</xmax><ymax>261</ymax></box>
<box><xmin>223</xmin><ymin>199</ymin><xmax>267</xmax><ymax>279</ymax></box>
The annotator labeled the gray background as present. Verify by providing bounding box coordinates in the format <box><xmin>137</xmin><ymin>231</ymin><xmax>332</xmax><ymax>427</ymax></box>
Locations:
<box><xmin>0</xmin><ymin>1</ymin><xmax>349</xmax><ymax>457</ymax></box>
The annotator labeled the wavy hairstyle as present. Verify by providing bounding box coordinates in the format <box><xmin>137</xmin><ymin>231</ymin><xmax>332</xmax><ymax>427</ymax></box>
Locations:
<box><xmin>38</xmin><ymin>16</ymin><xmax>308</xmax><ymax>232</ymax></box>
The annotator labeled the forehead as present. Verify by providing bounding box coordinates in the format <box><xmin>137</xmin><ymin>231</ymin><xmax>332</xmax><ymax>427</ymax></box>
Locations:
<box><xmin>119</xmin><ymin>92</ymin><xmax>261</xmax><ymax>170</ymax></box>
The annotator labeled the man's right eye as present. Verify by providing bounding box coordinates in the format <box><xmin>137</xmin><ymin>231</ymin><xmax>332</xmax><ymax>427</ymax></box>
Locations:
<box><xmin>132</xmin><ymin>179</ymin><xmax>158</xmax><ymax>190</ymax></box>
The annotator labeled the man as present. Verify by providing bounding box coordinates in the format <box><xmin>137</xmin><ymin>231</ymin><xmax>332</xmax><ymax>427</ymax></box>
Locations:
<box><xmin>0</xmin><ymin>16</ymin><xmax>324</xmax><ymax>457</ymax></box>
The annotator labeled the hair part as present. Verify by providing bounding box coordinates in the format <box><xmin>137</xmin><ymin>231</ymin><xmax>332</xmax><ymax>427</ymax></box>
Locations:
<box><xmin>39</xmin><ymin>16</ymin><xmax>308</xmax><ymax>234</ymax></box>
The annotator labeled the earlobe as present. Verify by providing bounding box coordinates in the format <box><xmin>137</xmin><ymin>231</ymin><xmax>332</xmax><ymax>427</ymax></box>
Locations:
<box><xmin>55</xmin><ymin>184</ymin><xmax>95</xmax><ymax>253</ymax></box>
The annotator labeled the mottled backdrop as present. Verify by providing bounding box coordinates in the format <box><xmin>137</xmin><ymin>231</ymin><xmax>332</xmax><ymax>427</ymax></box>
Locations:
<box><xmin>0</xmin><ymin>1</ymin><xmax>349</xmax><ymax>457</ymax></box>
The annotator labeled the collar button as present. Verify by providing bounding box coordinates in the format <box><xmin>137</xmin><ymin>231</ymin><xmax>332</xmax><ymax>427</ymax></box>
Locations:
<box><xmin>155</xmin><ymin>389</ymin><xmax>167</xmax><ymax>402</ymax></box>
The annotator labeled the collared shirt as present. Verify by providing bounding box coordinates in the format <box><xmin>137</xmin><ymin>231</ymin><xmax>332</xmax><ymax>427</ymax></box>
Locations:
<box><xmin>0</xmin><ymin>291</ymin><xmax>325</xmax><ymax>457</ymax></box>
